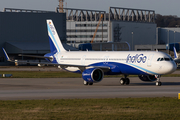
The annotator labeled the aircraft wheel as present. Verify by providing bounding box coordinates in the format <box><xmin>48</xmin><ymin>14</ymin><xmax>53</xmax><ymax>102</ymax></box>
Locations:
<box><xmin>125</xmin><ymin>78</ymin><xmax>130</xmax><ymax>85</ymax></box>
<box><xmin>120</xmin><ymin>78</ymin><xmax>125</xmax><ymax>85</ymax></box>
<box><xmin>89</xmin><ymin>82</ymin><xmax>93</xmax><ymax>85</ymax></box>
<box><xmin>156</xmin><ymin>82</ymin><xmax>162</xmax><ymax>86</ymax></box>
<box><xmin>84</xmin><ymin>81</ymin><xmax>89</xmax><ymax>85</ymax></box>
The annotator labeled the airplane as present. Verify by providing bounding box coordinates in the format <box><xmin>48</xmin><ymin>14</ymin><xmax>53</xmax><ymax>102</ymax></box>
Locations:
<box><xmin>2</xmin><ymin>20</ymin><xmax>177</xmax><ymax>86</ymax></box>
<box><xmin>173</xmin><ymin>46</ymin><xmax>180</xmax><ymax>63</ymax></box>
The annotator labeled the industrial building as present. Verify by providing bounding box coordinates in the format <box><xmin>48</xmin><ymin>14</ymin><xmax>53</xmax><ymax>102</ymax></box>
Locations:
<box><xmin>157</xmin><ymin>28</ymin><xmax>180</xmax><ymax>45</ymax></box>
<box><xmin>135</xmin><ymin>27</ymin><xmax>180</xmax><ymax>52</ymax></box>
<box><xmin>64</xmin><ymin>7</ymin><xmax>156</xmax><ymax>50</ymax></box>
<box><xmin>0</xmin><ymin>5</ymin><xmax>179</xmax><ymax>65</ymax></box>
<box><xmin>0</xmin><ymin>8</ymin><xmax>68</xmax><ymax>65</ymax></box>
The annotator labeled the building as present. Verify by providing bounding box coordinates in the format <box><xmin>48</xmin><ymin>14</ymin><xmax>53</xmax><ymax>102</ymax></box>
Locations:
<box><xmin>0</xmin><ymin>8</ymin><xmax>67</xmax><ymax>65</ymax></box>
<box><xmin>64</xmin><ymin>7</ymin><xmax>157</xmax><ymax>50</ymax></box>
<box><xmin>157</xmin><ymin>28</ymin><xmax>180</xmax><ymax>45</ymax></box>
<box><xmin>0</xmin><ymin>6</ymin><xmax>169</xmax><ymax>65</ymax></box>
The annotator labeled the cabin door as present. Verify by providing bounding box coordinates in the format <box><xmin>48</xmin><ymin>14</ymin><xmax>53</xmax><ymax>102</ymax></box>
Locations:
<box><xmin>147</xmin><ymin>54</ymin><xmax>154</xmax><ymax>67</ymax></box>
<box><xmin>81</xmin><ymin>55</ymin><xmax>86</xmax><ymax>65</ymax></box>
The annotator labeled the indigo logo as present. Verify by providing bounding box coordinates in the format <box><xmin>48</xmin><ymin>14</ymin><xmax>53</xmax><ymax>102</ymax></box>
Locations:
<box><xmin>126</xmin><ymin>54</ymin><xmax>147</xmax><ymax>63</ymax></box>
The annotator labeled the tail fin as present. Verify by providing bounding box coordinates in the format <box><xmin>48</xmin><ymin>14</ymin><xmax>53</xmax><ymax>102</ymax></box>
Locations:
<box><xmin>2</xmin><ymin>48</ymin><xmax>11</xmax><ymax>61</ymax></box>
<box><xmin>173</xmin><ymin>47</ymin><xmax>178</xmax><ymax>59</ymax></box>
<box><xmin>46</xmin><ymin>20</ymin><xmax>66</xmax><ymax>53</ymax></box>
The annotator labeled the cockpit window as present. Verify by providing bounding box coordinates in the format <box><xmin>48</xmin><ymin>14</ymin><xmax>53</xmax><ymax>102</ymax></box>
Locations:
<box><xmin>157</xmin><ymin>57</ymin><xmax>173</xmax><ymax>61</ymax></box>
<box><xmin>157</xmin><ymin>58</ymin><xmax>160</xmax><ymax>61</ymax></box>
<box><xmin>164</xmin><ymin>58</ymin><xmax>170</xmax><ymax>61</ymax></box>
<box><xmin>160</xmin><ymin>58</ymin><xmax>164</xmax><ymax>61</ymax></box>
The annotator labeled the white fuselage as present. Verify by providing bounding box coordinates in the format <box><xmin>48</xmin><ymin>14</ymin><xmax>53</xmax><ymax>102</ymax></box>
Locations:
<box><xmin>54</xmin><ymin>51</ymin><xmax>176</xmax><ymax>75</ymax></box>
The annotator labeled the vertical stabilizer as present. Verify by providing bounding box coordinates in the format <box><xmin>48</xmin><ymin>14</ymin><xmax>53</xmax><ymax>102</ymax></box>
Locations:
<box><xmin>2</xmin><ymin>48</ymin><xmax>11</xmax><ymax>61</ymax></box>
<box><xmin>173</xmin><ymin>47</ymin><xmax>178</xmax><ymax>59</ymax></box>
<box><xmin>47</xmin><ymin>20</ymin><xmax>66</xmax><ymax>53</ymax></box>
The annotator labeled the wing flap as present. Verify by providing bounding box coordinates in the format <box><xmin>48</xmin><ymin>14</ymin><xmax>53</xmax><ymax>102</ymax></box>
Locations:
<box><xmin>3</xmin><ymin>48</ymin><xmax>110</xmax><ymax>72</ymax></box>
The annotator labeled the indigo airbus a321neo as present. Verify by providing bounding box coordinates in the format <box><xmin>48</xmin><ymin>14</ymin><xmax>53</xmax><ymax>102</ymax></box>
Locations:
<box><xmin>3</xmin><ymin>20</ymin><xmax>177</xmax><ymax>86</ymax></box>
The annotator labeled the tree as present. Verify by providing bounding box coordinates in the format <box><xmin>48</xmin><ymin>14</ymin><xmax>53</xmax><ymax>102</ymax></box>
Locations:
<box><xmin>155</xmin><ymin>14</ymin><xmax>180</xmax><ymax>27</ymax></box>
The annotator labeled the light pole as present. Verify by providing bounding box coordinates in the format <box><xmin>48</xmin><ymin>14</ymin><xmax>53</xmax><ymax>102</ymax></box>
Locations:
<box><xmin>131</xmin><ymin>27</ymin><xmax>138</xmax><ymax>51</ymax></box>
<box><xmin>131</xmin><ymin>32</ymin><xmax>134</xmax><ymax>50</ymax></box>
<box><xmin>167</xmin><ymin>30</ymin><xmax>169</xmax><ymax>54</ymax></box>
<box><xmin>174</xmin><ymin>31</ymin><xmax>176</xmax><ymax>48</ymax></box>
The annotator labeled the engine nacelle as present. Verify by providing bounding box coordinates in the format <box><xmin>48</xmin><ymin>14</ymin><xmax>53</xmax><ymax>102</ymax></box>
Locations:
<box><xmin>82</xmin><ymin>68</ymin><xmax>104</xmax><ymax>83</ymax></box>
<box><xmin>138</xmin><ymin>75</ymin><xmax>157</xmax><ymax>82</ymax></box>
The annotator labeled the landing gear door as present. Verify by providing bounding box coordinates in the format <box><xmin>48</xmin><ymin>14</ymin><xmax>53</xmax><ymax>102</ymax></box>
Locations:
<box><xmin>147</xmin><ymin>54</ymin><xmax>154</xmax><ymax>67</ymax></box>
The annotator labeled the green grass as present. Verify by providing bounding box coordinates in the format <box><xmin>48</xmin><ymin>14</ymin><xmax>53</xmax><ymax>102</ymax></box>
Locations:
<box><xmin>0</xmin><ymin>71</ymin><xmax>82</xmax><ymax>78</ymax></box>
<box><xmin>0</xmin><ymin>71</ymin><xmax>180</xmax><ymax>78</ymax></box>
<box><xmin>0</xmin><ymin>97</ymin><xmax>180</xmax><ymax>120</ymax></box>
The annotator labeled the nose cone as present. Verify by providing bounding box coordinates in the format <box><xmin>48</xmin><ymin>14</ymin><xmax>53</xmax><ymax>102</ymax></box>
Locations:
<box><xmin>164</xmin><ymin>61</ymin><xmax>177</xmax><ymax>74</ymax></box>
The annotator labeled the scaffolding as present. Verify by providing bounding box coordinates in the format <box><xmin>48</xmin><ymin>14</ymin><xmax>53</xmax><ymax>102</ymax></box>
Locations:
<box><xmin>60</xmin><ymin>7</ymin><xmax>155</xmax><ymax>23</ymax></box>
<box><xmin>109</xmin><ymin>7</ymin><xmax>155</xmax><ymax>23</ymax></box>
<box><xmin>58</xmin><ymin>8</ymin><xmax>106</xmax><ymax>21</ymax></box>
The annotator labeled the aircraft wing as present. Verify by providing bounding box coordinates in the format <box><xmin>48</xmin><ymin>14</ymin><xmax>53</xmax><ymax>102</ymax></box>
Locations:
<box><xmin>3</xmin><ymin>48</ymin><xmax>110</xmax><ymax>70</ymax></box>
<box><xmin>6</xmin><ymin>59</ymin><xmax>110</xmax><ymax>70</ymax></box>
<box><xmin>18</xmin><ymin>54</ymin><xmax>52</xmax><ymax>59</ymax></box>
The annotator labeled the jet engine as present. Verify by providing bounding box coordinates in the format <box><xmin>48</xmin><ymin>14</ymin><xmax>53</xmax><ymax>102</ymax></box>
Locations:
<box><xmin>138</xmin><ymin>75</ymin><xmax>157</xmax><ymax>82</ymax></box>
<box><xmin>82</xmin><ymin>68</ymin><xmax>104</xmax><ymax>83</ymax></box>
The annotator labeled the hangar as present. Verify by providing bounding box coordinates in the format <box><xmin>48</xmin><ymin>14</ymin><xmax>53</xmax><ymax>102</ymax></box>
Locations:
<box><xmin>0</xmin><ymin>9</ymin><xmax>67</xmax><ymax>65</ymax></box>
<box><xmin>0</xmin><ymin>7</ymin><xmax>157</xmax><ymax>65</ymax></box>
<box><xmin>65</xmin><ymin>7</ymin><xmax>156</xmax><ymax>50</ymax></box>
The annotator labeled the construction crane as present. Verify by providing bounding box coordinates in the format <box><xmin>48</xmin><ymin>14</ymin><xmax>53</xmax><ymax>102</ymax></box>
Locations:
<box><xmin>91</xmin><ymin>14</ymin><xmax>104</xmax><ymax>43</ymax></box>
<box><xmin>58</xmin><ymin>0</ymin><xmax>64</xmax><ymax>13</ymax></box>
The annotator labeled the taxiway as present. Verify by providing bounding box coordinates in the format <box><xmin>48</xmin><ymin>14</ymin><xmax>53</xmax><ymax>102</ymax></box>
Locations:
<box><xmin>0</xmin><ymin>77</ymin><xmax>180</xmax><ymax>100</ymax></box>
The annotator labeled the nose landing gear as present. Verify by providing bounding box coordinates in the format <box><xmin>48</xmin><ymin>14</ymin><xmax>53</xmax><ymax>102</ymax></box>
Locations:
<box><xmin>155</xmin><ymin>75</ymin><xmax>162</xmax><ymax>86</ymax></box>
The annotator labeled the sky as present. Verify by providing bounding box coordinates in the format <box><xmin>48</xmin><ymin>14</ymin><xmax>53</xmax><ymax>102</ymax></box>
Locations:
<box><xmin>0</xmin><ymin>0</ymin><xmax>180</xmax><ymax>17</ymax></box>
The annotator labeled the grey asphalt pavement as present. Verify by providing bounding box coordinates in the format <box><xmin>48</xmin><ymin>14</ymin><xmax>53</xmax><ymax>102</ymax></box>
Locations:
<box><xmin>0</xmin><ymin>77</ymin><xmax>180</xmax><ymax>100</ymax></box>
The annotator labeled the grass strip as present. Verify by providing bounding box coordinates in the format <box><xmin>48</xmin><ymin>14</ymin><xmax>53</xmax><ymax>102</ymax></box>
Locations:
<box><xmin>0</xmin><ymin>97</ymin><xmax>180</xmax><ymax>120</ymax></box>
<box><xmin>0</xmin><ymin>71</ymin><xmax>180</xmax><ymax>78</ymax></box>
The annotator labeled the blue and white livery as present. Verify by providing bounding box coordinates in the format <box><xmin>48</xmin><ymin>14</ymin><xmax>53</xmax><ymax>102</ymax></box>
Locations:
<box><xmin>3</xmin><ymin>20</ymin><xmax>177</xmax><ymax>86</ymax></box>
<box><xmin>46</xmin><ymin>20</ymin><xmax>177</xmax><ymax>86</ymax></box>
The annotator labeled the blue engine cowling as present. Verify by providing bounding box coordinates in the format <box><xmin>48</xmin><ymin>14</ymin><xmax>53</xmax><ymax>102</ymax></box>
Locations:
<box><xmin>82</xmin><ymin>68</ymin><xmax>104</xmax><ymax>83</ymax></box>
<box><xmin>138</xmin><ymin>75</ymin><xmax>157</xmax><ymax>82</ymax></box>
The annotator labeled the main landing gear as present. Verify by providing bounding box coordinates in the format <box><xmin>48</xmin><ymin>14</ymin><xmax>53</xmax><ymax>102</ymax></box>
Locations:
<box><xmin>155</xmin><ymin>75</ymin><xmax>162</xmax><ymax>86</ymax></box>
<box><xmin>83</xmin><ymin>81</ymin><xmax>93</xmax><ymax>85</ymax></box>
<box><xmin>120</xmin><ymin>75</ymin><xmax>130</xmax><ymax>85</ymax></box>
